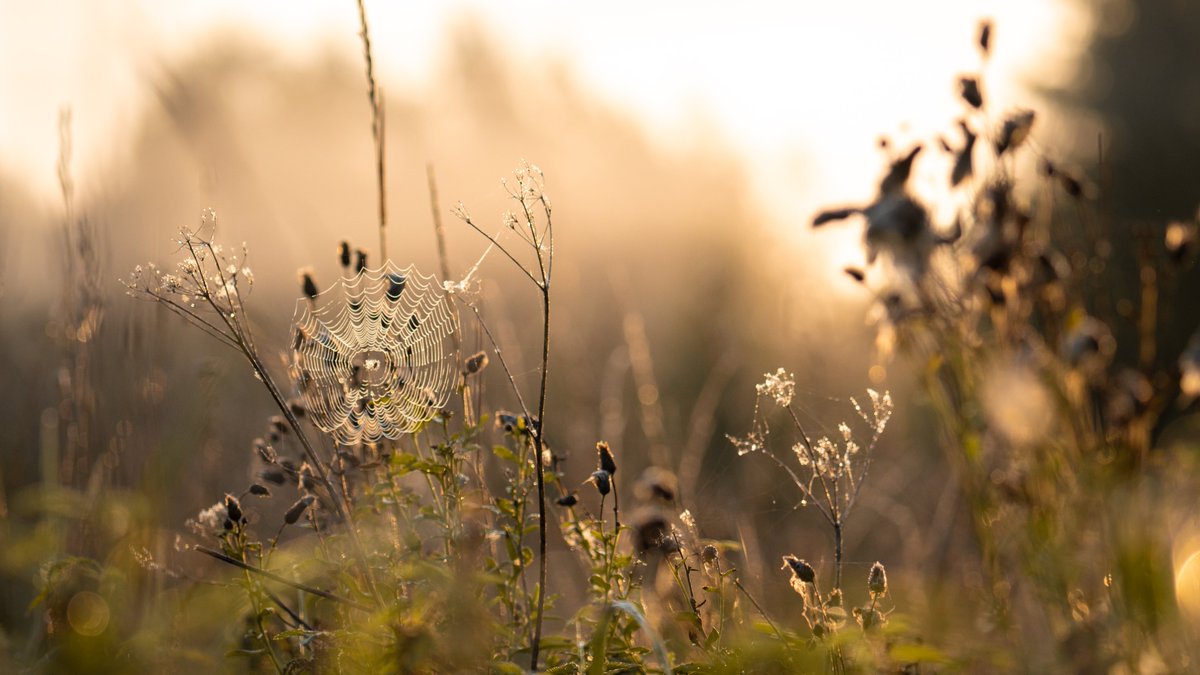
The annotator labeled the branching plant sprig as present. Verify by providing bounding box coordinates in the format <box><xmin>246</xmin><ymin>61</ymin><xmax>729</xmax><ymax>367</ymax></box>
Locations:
<box><xmin>125</xmin><ymin>213</ymin><xmax>382</xmax><ymax>606</ymax></box>
<box><xmin>730</xmin><ymin>370</ymin><xmax>893</xmax><ymax>589</ymax></box>
<box><xmin>453</xmin><ymin>163</ymin><xmax>555</xmax><ymax>670</ymax></box>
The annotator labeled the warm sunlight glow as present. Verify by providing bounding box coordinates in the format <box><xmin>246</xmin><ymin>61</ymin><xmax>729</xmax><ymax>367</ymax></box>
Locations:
<box><xmin>1176</xmin><ymin>549</ymin><xmax>1200</xmax><ymax>624</ymax></box>
<box><xmin>1</xmin><ymin>0</ymin><xmax>1086</xmax><ymax>234</ymax></box>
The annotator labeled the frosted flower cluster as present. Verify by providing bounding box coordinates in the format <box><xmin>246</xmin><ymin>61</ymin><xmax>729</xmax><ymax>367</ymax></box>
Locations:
<box><xmin>756</xmin><ymin>368</ymin><xmax>796</xmax><ymax>407</ymax></box>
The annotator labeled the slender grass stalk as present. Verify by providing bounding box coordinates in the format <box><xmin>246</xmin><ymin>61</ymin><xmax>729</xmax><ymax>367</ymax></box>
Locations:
<box><xmin>355</xmin><ymin>0</ymin><xmax>387</xmax><ymax>260</ymax></box>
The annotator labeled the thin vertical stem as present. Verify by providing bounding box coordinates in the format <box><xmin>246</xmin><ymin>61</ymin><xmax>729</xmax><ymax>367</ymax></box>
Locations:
<box><xmin>356</xmin><ymin>0</ymin><xmax>387</xmax><ymax>261</ymax></box>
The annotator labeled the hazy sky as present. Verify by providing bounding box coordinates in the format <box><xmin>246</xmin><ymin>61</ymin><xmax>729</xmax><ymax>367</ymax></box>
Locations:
<box><xmin>1</xmin><ymin>0</ymin><xmax>1087</xmax><ymax>232</ymax></box>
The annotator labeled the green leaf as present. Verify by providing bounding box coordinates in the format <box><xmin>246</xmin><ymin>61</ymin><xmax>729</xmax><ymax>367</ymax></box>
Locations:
<box><xmin>493</xmin><ymin>445</ymin><xmax>519</xmax><ymax>463</ymax></box>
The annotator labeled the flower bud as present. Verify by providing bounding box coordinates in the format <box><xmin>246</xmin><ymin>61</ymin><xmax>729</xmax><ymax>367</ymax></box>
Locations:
<box><xmin>464</xmin><ymin>351</ymin><xmax>489</xmax><ymax>375</ymax></box>
<box><xmin>782</xmin><ymin>555</ymin><xmax>816</xmax><ymax>584</ymax></box>
<box><xmin>597</xmin><ymin>441</ymin><xmax>617</xmax><ymax>475</ymax></box>
<box><xmin>224</xmin><ymin>494</ymin><xmax>243</xmax><ymax>524</ymax></box>
<box><xmin>284</xmin><ymin>495</ymin><xmax>315</xmax><ymax>525</ymax></box>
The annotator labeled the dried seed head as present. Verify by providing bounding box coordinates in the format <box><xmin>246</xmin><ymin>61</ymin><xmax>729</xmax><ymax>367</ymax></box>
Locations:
<box><xmin>844</xmin><ymin>267</ymin><xmax>866</xmax><ymax>283</ymax></box>
<box><xmin>259</xmin><ymin>468</ymin><xmax>286</xmax><ymax>485</ymax></box>
<box><xmin>826</xmin><ymin>588</ymin><xmax>843</xmax><ymax>607</ymax></box>
<box><xmin>301</xmin><ymin>272</ymin><xmax>319</xmax><ymax>300</ymax></box>
<box><xmin>464</xmin><ymin>351</ymin><xmax>489</xmax><ymax>375</ymax></box>
<box><xmin>338</xmin><ymin>241</ymin><xmax>351</xmax><ymax>268</ymax></box>
<box><xmin>590</xmin><ymin>470</ymin><xmax>611</xmax><ymax>497</ymax></box>
<box><xmin>284</xmin><ymin>495</ymin><xmax>316</xmax><ymax>525</ymax></box>
<box><xmin>701</xmin><ymin>544</ymin><xmax>718</xmax><ymax>565</ymax></box>
<box><xmin>248</xmin><ymin>483</ymin><xmax>271</xmax><ymax>497</ymax></box>
<box><xmin>270</xmin><ymin>416</ymin><xmax>288</xmax><ymax>435</ymax></box>
<box><xmin>979</xmin><ymin>20</ymin><xmax>993</xmax><ymax>55</ymax></box>
<box><xmin>597</xmin><ymin>441</ymin><xmax>617</xmax><ymax>475</ymax></box>
<box><xmin>555</xmin><ymin>493</ymin><xmax>578</xmax><ymax>507</ymax></box>
<box><xmin>224</xmin><ymin>494</ymin><xmax>243</xmax><ymax>524</ymax></box>
<box><xmin>355</xmin><ymin>249</ymin><xmax>368</xmax><ymax>274</ymax></box>
<box><xmin>782</xmin><ymin>555</ymin><xmax>816</xmax><ymax>584</ymax></box>
<box><xmin>868</xmin><ymin>561</ymin><xmax>888</xmax><ymax>597</ymax></box>
<box><xmin>958</xmin><ymin>76</ymin><xmax>983</xmax><ymax>109</ymax></box>
<box><xmin>253</xmin><ymin>438</ymin><xmax>276</xmax><ymax>464</ymax></box>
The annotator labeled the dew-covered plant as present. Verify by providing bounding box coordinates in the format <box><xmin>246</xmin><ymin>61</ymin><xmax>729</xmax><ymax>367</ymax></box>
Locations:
<box><xmin>731</xmin><ymin>370</ymin><xmax>892</xmax><ymax>591</ymax></box>
<box><xmin>729</xmin><ymin>370</ymin><xmax>894</xmax><ymax>671</ymax></box>
<box><xmin>810</xmin><ymin>20</ymin><xmax>1200</xmax><ymax>671</ymax></box>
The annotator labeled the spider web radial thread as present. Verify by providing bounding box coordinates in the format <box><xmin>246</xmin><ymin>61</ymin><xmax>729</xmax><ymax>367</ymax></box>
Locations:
<box><xmin>290</xmin><ymin>263</ymin><xmax>460</xmax><ymax>445</ymax></box>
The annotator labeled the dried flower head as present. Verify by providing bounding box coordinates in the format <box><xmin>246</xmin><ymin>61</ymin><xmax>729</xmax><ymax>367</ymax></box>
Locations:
<box><xmin>597</xmin><ymin>441</ymin><xmax>617</xmax><ymax>475</ymax></box>
<box><xmin>757</xmin><ymin>368</ymin><xmax>796</xmax><ymax>407</ymax></box>
<box><xmin>782</xmin><ymin>555</ymin><xmax>816</xmax><ymax>584</ymax></box>
<box><xmin>464</xmin><ymin>351</ymin><xmax>489</xmax><ymax>375</ymax></box>
<box><xmin>868</xmin><ymin>561</ymin><xmax>888</xmax><ymax>598</ymax></box>
<box><xmin>284</xmin><ymin>495</ymin><xmax>316</xmax><ymax>525</ymax></box>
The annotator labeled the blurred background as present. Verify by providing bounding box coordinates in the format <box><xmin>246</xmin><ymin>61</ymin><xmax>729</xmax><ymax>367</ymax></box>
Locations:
<box><xmin>2</xmin><ymin>0</ymin><xmax>1199</xmax><ymax>654</ymax></box>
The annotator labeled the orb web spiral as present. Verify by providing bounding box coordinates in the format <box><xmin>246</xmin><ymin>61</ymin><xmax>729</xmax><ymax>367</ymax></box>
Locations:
<box><xmin>290</xmin><ymin>263</ymin><xmax>460</xmax><ymax>444</ymax></box>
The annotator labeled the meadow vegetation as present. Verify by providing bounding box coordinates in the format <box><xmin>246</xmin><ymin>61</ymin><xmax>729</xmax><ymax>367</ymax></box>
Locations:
<box><xmin>3</xmin><ymin>16</ymin><xmax>1200</xmax><ymax>675</ymax></box>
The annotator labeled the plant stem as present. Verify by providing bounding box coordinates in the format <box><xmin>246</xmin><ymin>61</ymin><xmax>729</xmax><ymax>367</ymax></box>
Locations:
<box><xmin>530</xmin><ymin>285</ymin><xmax>550</xmax><ymax>671</ymax></box>
<box><xmin>355</xmin><ymin>0</ymin><xmax>387</xmax><ymax>261</ymax></box>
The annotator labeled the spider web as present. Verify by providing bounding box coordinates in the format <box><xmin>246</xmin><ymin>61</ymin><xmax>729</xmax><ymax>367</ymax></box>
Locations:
<box><xmin>290</xmin><ymin>262</ymin><xmax>460</xmax><ymax>445</ymax></box>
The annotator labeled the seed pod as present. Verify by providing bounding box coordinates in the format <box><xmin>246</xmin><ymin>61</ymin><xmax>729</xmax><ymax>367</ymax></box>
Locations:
<box><xmin>464</xmin><ymin>351</ymin><xmax>489</xmax><ymax>375</ymax></box>
<box><xmin>868</xmin><ymin>561</ymin><xmax>888</xmax><ymax>597</ymax></box>
<box><xmin>270</xmin><ymin>416</ymin><xmax>288</xmax><ymax>435</ymax></box>
<box><xmin>248</xmin><ymin>483</ymin><xmax>271</xmax><ymax>497</ymax></box>
<box><xmin>224</xmin><ymin>494</ymin><xmax>243</xmax><ymax>523</ymax></box>
<box><xmin>355</xmin><ymin>249</ymin><xmax>368</xmax><ymax>274</ymax></box>
<box><xmin>555</xmin><ymin>493</ymin><xmax>578</xmax><ymax>507</ymax></box>
<box><xmin>959</xmin><ymin>77</ymin><xmax>983</xmax><ymax>109</ymax></box>
<box><xmin>979</xmin><ymin>20</ymin><xmax>992</xmax><ymax>56</ymax></box>
<box><xmin>284</xmin><ymin>495</ymin><xmax>316</xmax><ymax>525</ymax></box>
<box><xmin>288</xmin><ymin>400</ymin><xmax>306</xmax><ymax>418</ymax></box>
<box><xmin>701</xmin><ymin>544</ymin><xmax>718</xmax><ymax>565</ymax></box>
<box><xmin>782</xmin><ymin>555</ymin><xmax>816</xmax><ymax>584</ymax></box>
<box><xmin>259</xmin><ymin>469</ymin><xmax>286</xmax><ymax>485</ymax></box>
<box><xmin>591</xmin><ymin>470</ymin><xmax>611</xmax><ymax>496</ymax></box>
<box><xmin>301</xmin><ymin>272</ymin><xmax>319</xmax><ymax>300</ymax></box>
<box><xmin>597</xmin><ymin>441</ymin><xmax>617</xmax><ymax>475</ymax></box>
<box><xmin>338</xmin><ymin>241</ymin><xmax>351</xmax><ymax>268</ymax></box>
